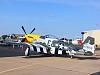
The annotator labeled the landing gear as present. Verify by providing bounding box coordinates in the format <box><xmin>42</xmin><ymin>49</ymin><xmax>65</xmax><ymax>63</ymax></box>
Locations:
<box><xmin>70</xmin><ymin>55</ymin><xmax>73</xmax><ymax>59</ymax></box>
<box><xmin>25</xmin><ymin>47</ymin><xmax>30</xmax><ymax>56</ymax></box>
<box><xmin>84</xmin><ymin>51</ymin><xmax>93</xmax><ymax>56</ymax></box>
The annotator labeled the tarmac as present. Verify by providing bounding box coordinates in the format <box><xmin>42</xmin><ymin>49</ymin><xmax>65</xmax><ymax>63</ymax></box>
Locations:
<box><xmin>0</xmin><ymin>46</ymin><xmax>100</xmax><ymax>75</ymax></box>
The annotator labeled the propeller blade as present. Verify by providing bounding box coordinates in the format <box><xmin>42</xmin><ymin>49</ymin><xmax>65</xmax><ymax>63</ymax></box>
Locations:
<box><xmin>30</xmin><ymin>28</ymin><xmax>35</xmax><ymax>34</ymax></box>
<box><xmin>21</xmin><ymin>26</ymin><xmax>27</xmax><ymax>34</ymax></box>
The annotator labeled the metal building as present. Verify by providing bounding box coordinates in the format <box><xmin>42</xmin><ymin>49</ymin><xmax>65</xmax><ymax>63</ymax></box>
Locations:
<box><xmin>81</xmin><ymin>30</ymin><xmax>100</xmax><ymax>48</ymax></box>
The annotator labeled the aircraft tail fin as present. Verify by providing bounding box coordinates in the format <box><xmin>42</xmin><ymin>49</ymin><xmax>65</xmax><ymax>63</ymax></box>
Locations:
<box><xmin>83</xmin><ymin>36</ymin><xmax>95</xmax><ymax>45</ymax></box>
<box><xmin>82</xmin><ymin>36</ymin><xmax>95</xmax><ymax>55</ymax></box>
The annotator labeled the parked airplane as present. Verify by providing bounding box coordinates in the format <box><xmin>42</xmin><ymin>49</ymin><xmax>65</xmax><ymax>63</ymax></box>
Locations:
<box><xmin>3</xmin><ymin>26</ymin><xmax>96</xmax><ymax>58</ymax></box>
<box><xmin>25</xmin><ymin>36</ymin><xmax>96</xmax><ymax>58</ymax></box>
<box><xmin>19</xmin><ymin>26</ymin><xmax>96</xmax><ymax>58</ymax></box>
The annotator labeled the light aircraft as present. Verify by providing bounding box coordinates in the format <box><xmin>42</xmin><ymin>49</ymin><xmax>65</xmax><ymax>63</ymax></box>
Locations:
<box><xmin>19</xmin><ymin>26</ymin><xmax>96</xmax><ymax>58</ymax></box>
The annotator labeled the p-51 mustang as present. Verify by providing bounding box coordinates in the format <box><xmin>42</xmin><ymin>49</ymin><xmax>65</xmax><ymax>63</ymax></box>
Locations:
<box><xmin>19</xmin><ymin>26</ymin><xmax>96</xmax><ymax>58</ymax></box>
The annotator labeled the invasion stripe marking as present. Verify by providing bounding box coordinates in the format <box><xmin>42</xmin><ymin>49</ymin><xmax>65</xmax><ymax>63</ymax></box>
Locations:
<box><xmin>40</xmin><ymin>47</ymin><xmax>43</xmax><ymax>53</ymax></box>
<box><xmin>50</xmin><ymin>47</ymin><xmax>55</xmax><ymax>54</ymax></box>
<box><xmin>58</xmin><ymin>50</ymin><xmax>62</xmax><ymax>54</ymax></box>
<box><xmin>33</xmin><ymin>45</ymin><xmax>37</xmax><ymax>52</ymax></box>
<box><xmin>62</xmin><ymin>50</ymin><xmax>67</xmax><ymax>55</ymax></box>
<box><xmin>55</xmin><ymin>48</ymin><xmax>58</xmax><ymax>54</ymax></box>
<box><xmin>42</xmin><ymin>47</ymin><xmax>47</xmax><ymax>53</ymax></box>
<box><xmin>37</xmin><ymin>47</ymin><xmax>41</xmax><ymax>52</ymax></box>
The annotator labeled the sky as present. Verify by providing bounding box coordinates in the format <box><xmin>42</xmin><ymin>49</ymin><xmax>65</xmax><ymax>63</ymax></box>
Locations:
<box><xmin>0</xmin><ymin>0</ymin><xmax>100</xmax><ymax>39</ymax></box>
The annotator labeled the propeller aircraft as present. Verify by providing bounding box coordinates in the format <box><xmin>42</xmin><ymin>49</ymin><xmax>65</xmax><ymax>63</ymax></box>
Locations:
<box><xmin>2</xmin><ymin>26</ymin><xmax>96</xmax><ymax>58</ymax></box>
<box><xmin>20</xmin><ymin>26</ymin><xmax>96</xmax><ymax>58</ymax></box>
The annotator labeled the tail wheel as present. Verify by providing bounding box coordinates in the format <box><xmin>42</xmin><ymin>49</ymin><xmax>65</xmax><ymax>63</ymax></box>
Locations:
<box><xmin>84</xmin><ymin>51</ymin><xmax>93</xmax><ymax>56</ymax></box>
<box><xmin>25</xmin><ymin>47</ymin><xmax>30</xmax><ymax>56</ymax></box>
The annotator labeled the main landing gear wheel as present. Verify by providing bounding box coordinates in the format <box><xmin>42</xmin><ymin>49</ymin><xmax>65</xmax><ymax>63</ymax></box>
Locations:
<box><xmin>25</xmin><ymin>47</ymin><xmax>30</xmax><ymax>56</ymax></box>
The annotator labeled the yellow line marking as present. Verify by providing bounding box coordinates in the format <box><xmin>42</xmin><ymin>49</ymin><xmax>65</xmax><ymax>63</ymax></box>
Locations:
<box><xmin>0</xmin><ymin>65</ymin><xmax>32</xmax><ymax>74</ymax></box>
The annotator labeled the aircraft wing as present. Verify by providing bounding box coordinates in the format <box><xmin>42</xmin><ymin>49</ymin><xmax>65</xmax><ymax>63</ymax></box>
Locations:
<box><xmin>3</xmin><ymin>41</ymin><xmax>29</xmax><ymax>47</ymax></box>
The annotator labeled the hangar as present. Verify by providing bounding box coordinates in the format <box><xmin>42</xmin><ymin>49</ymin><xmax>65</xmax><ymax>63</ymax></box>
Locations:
<box><xmin>81</xmin><ymin>30</ymin><xmax>100</xmax><ymax>48</ymax></box>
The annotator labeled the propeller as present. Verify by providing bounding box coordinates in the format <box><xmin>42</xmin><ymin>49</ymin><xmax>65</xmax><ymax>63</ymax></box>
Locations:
<box><xmin>30</xmin><ymin>28</ymin><xmax>35</xmax><ymax>34</ymax></box>
<box><xmin>21</xmin><ymin>26</ymin><xmax>27</xmax><ymax>34</ymax></box>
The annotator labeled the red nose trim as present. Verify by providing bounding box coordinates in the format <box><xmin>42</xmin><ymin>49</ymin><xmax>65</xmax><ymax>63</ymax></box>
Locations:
<box><xmin>24</xmin><ymin>39</ymin><xmax>30</xmax><ymax>43</ymax></box>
